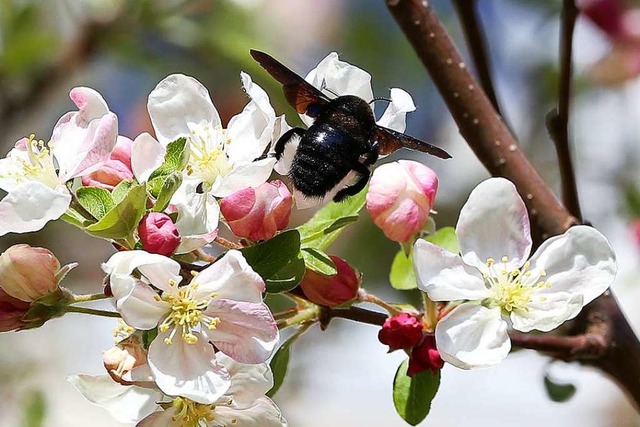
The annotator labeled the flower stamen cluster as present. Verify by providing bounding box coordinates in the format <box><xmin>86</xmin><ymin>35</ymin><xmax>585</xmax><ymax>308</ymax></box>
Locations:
<box><xmin>483</xmin><ymin>258</ymin><xmax>549</xmax><ymax>314</ymax></box>
<box><xmin>171</xmin><ymin>397</ymin><xmax>216</xmax><ymax>427</ymax></box>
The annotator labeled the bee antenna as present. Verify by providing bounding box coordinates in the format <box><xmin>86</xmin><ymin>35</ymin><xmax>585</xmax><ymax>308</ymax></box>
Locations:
<box><xmin>369</xmin><ymin>97</ymin><xmax>392</xmax><ymax>105</ymax></box>
<box><xmin>320</xmin><ymin>80</ymin><xmax>340</xmax><ymax>97</ymax></box>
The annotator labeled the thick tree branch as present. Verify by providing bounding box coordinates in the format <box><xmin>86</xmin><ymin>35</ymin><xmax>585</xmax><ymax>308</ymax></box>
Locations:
<box><xmin>546</xmin><ymin>0</ymin><xmax>583</xmax><ymax>221</ymax></box>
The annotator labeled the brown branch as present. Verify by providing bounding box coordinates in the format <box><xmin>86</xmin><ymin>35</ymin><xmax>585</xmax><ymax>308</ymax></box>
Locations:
<box><xmin>546</xmin><ymin>0</ymin><xmax>583</xmax><ymax>221</ymax></box>
<box><xmin>319</xmin><ymin>306</ymin><xmax>387</xmax><ymax>330</ymax></box>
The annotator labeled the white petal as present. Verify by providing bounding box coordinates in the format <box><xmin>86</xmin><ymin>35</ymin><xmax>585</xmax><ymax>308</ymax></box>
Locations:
<box><xmin>148</xmin><ymin>331</ymin><xmax>231</xmax><ymax>404</ymax></box>
<box><xmin>68</xmin><ymin>374</ymin><xmax>161</xmax><ymax>424</ymax></box>
<box><xmin>510</xmin><ymin>291</ymin><xmax>583</xmax><ymax>333</ymax></box>
<box><xmin>529</xmin><ymin>225</ymin><xmax>617</xmax><ymax>305</ymax></box>
<box><xmin>110</xmin><ymin>276</ymin><xmax>168</xmax><ymax>330</ymax></box>
<box><xmin>376</xmin><ymin>88</ymin><xmax>416</xmax><ymax>132</ymax></box>
<box><xmin>212</xmin><ymin>157</ymin><xmax>276</xmax><ymax>198</ymax></box>
<box><xmin>68</xmin><ymin>87</ymin><xmax>110</xmax><ymax>123</ymax></box>
<box><xmin>218</xmin><ymin>353</ymin><xmax>273</xmax><ymax>408</ymax></box>
<box><xmin>192</xmin><ymin>250</ymin><xmax>265</xmax><ymax>302</ymax></box>
<box><xmin>104</xmin><ymin>250</ymin><xmax>182</xmax><ymax>291</ymax></box>
<box><xmin>0</xmin><ymin>182</ymin><xmax>70</xmax><ymax>236</ymax></box>
<box><xmin>137</xmin><ymin>410</ymin><xmax>174</xmax><ymax>427</ymax></box>
<box><xmin>435</xmin><ymin>303</ymin><xmax>510</xmax><ymax>369</ymax></box>
<box><xmin>147</xmin><ymin>74</ymin><xmax>221</xmax><ymax>145</ymax></box>
<box><xmin>457</xmin><ymin>178</ymin><xmax>532</xmax><ymax>271</ymax></box>
<box><xmin>413</xmin><ymin>239</ymin><xmax>490</xmax><ymax>301</ymax></box>
<box><xmin>226</xmin><ymin>73</ymin><xmax>276</xmax><ymax>164</ymax></box>
<box><xmin>171</xmin><ymin>179</ymin><xmax>220</xmax><ymax>253</ymax></box>
<box><xmin>132</xmin><ymin>132</ymin><xmax>166</xmax><ymax>183</ymax></box>
<box><xmin>214</xmin><ymin>397</ymin><xmax>288</xmax><ymax>427</ymax></box>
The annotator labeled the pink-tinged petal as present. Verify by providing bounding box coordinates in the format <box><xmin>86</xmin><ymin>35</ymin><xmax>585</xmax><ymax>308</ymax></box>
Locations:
<box><xmin>414</xmin><ymin>239</ymin><xmax>489</xmax><ymax>301</ymax></box>
<box><xmin>214</xmin><ymin>397</ymin><xmax>288</xmax><ymax>427</ymax></box>
<box><xmin>510</xmin><ymin>291</ymin><xmax>583</xmax><ymax>333</ymax></box>
<box><xmin>110</xmin><ymin>277</ymin><xmax>168</xmax><ymax>330</ymax></box>
<box><xmin>137</xmin><ymin>410</ymin><xmax>176</xmax><ymax>427</ymax></box>
<box><xmin>0</xmin><ymin>182</ymin><xmax>71</xmax><ymax>236</ymax></box>
<box><xmin>68</xmin><ymin>374</ymin><xmax>161</xmax><ymax>424</ymax></box>
<box><xmin>81</xmin><ymin>158</ymin><xmax>133</xmax><ymax>190</ymax></box>
<box><xmin>213</xmin><ymin>158</ymin><xmax>276</xmax><ymax>198</ymax></box>
<box><xmin>69</xmin><ymin>87</ymin><xmax>110</xmax><ymax>124</ymax></box>
<box><xmin>218</xmin><ymin>353</ymin><xmax>273</xmax><ymax>408</ymax></box>
<box><xmin>104</xmin><ymin>250</ymin><xmax>182</xmax><ymax>292</ymax></box>
<box><xmin>529</xmin><ymin>225</ymin><xmax>617</xmax><ymax>305</ymax></box>
<box><xmin>376</xmin><ymin>88</ymin><xmax>416</xmax><ymax>132</ymax></box>
<box><xmin>204</xmin><ymin>299</ymin><xmax>278</xmax><ymax>364</ymax></box>
<box><xmin>147</xmin><ymin>74</ymin><xmax>221</xmax><ymax>146</ymax></box>
<box><xmin>132</xmin><ymin>133</ymin><xmax>166</xmax><ymax>183</ymax></box>
<box><xmin>148</xmin><ymin>331</ymin><xmax>230</xmax><ymax>404</ymax></box>
<box><xmin>435</xmin><ymin>303</ymin><xmax>510</xmax><ymax>369</ymax></box>
<box><xmin>457</xmin><ymin>178</ymin><xmax>532</xmax><ymax>271</ymax></box>
<box><xmin>226</xmin><ymin>73</ymin><xmax>276</xmax><ymax>164</ymax></box>
<box><xmin>193</xmin><ymin>250</ymin><xmax>265</xmax><ymax>302</ymax></box>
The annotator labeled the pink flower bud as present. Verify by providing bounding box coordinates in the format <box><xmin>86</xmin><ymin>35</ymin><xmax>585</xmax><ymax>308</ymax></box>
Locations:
<box><xmin>138</xmin><ymin>213</ymin><xmax>181</xmax><ymax>256</ymax></box>
<box><xmin>408</xmin><ymin>335</ymin><xmax>444</xmax><ymax>376</ymax></box>
<box><xmin>366</xmin><ymin>160</ymin><xmax>438</xmax><ymax>243</ymax></box>
<box><xmin>0</xmin><ymin>289</ymin><xmax>30</xmax><ymax>332</ymax></box>
<box><xmin>300</xmin><ymin>256</ymin><xmax>360</xmax><ymax>307</ymax></box>
<box><xmin>0</xmin><ymin>244</ymin><xmax>61</xmax><ymax>302</ymax></box>
<box><xmin>220</xmin><ymin>180</ymin><xmax>293</xmax><ymax>242</ymax></box>
<box><xmin>580</xmin><ymin>0</ymin><xmax>625</xmax><ymax>39</ymax></box>
<box><xmin>378</xmin><ymin>313</ymin><xmax>424</xmax><ymax>351</ymax></box>
<box><xmin>82</xmin><ymin>136</ymin><xmax>134</xmax><ymax>190</ymax></box>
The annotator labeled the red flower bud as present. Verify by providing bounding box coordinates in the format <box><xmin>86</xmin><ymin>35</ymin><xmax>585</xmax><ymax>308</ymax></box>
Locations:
<box><xmin>378</xmin><ymin>313</ymin><xmax>424</xmax><ymax>351</ymax></box>
<box><xmin>0</xmin><ymin>244</ymin><xmax>61</xmax><ymax>302</ymax></box>
<box><xmin>220</xmin><ymin>180</ymin><xmax>293</xmax><ymax>241</ymax></box>
<box><xmin>366</xmin><ymin>160</ymin><xmax>438</xmax><ymax>242</ymax></box>
<box><xmin>138</xmin><ymin>213</ymin><xmax>181</xmax><ymax>256</ymax></box>
<box><xmin>300</xmin><ymin>256</ymin><xmax>360</xmax><ymax>307</ymax></box>
<box><xmin>0</xmin><ymin>289</ymin><xmax>30</xmax><ymax>332</ymax></box>
<box><xmin>82</xmin><ymin>136</ymin><xmax>134</xmax><ymax>190</ymax></box>
<box><xmin>408</xmin><ymin>335</ymin><xmax>444</xmax><ymax>376</ymax></box>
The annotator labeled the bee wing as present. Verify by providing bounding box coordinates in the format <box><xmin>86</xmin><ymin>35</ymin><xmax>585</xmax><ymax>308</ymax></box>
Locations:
<box><xmin>250</xmin><ymin>50</ymin><xmax>329</xmax><ymax>118</ymax></box>
<box><xmin>373</xmin><ymin>126</ymin><xmax>451</xmax><ymax>159</ymax></box>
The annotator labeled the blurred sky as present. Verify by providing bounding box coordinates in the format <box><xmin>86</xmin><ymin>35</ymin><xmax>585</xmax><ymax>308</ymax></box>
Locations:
<box><xmin>1</xmin><ymin>0</ymin><xmax>640</xmax><ymax>426</ymax></box>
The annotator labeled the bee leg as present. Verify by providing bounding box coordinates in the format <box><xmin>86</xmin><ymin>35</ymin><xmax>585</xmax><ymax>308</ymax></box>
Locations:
<box><xmin>333</xmin><ymin>162</ymin><xmax>370</xmax><ymax>202</ymax></box>
<box><xmin>274</xmin><ymin>128</ymin><xmax>306</xmax><ymax>160</ymax></box>
<box><xmin>363</xmin><ymin>142</ymin><xmax>379</xmax><ymax>166</ymax></box>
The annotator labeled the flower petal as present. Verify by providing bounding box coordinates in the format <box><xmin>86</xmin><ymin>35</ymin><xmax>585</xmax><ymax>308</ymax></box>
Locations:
<box><xmin>171</xmin><ymin>179</ymin><xmax>220</xmax><ymax>253</ymax></box>
<box><xmin>376</xmin><ymin>88</ymin><xmax>416</xmax><ymax>132</ymax></box>
<box><xmin>510</xmin><ymin>291</ymin><xmax>583</xmax><ymax>333</ymax></box>
<box><xmin>457</xmin><ymin>178</ymin><xmax>532</xmax><ymax>271</ymax></box>
<box><xmin>148</xmin><ymin>331</ymin><xmax>230</xmax><ymax>404</ymax></box>
<box><xmin>0</xmin><ymin>182</ymin><xmax>71</xmax><ymax>236</ymax></box>
<box><xmin>218</xmin><ymin>353</ymin><xmax>273</xmax><ymax>408</ymax></box>
<box><xmin>204</xmin><ymin>299</ymin><xmax>278</xmax><ymax>364</ymax></box>
<box><xmin>147</xmin><ymin>74</ymin><xmax>221</xmax><ymax>145</ymax></box>
<box><xmin>435</xmin><ymin>303</ymin><xmax>510</xmax><ymax>369</ymax></box>
<box><xmin>212</xmin><ymin>157</ymin><xmax>276</xmax><ymax>198</ymax></box>
<box><xmin>68</xmin><ymin>87</ymin><xmax>110</xmax><ymax>124</ymax></box>
<box><xmin>132</xmin><ymin>132</ymin><xmax>166</xmax><ymax>183</ymax></box>
<box><xmin>192</xmin><ymin>250</ymin><xmax>265</xmax><ymax>302</ymax></box>
<box><xmin>68</xmin><ymin>374</ymin><xmax>161</xmax><ymax>424</ymax></box>
<box><xmin>110</xmin><ymin>277</ymin><xmax>168</xmax><ymax>330</ymax></box>
<box><xmin>529</xmin><ymin>225</ymin><xmax>617</xmax><ymax>305</ymax></box>
<box><xmin>104</xmin><ymin>250</ymin><xmax>182</xmax><ymax>292</ymax></box>
<box><xmin>414</xmin><ymin>239</ymin><xmax>490</xmax><ymax>301</ymax></box>
<box><xmin>214</xmin><ymin>397</ymin><xmax>288</xmax><ymax>427</ymax></box>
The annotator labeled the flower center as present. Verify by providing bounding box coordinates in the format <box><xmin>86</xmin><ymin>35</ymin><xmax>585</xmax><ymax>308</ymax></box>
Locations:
<box><xmin>483</xmin><ymin>257</ymin><xmax>551</xmax><ymax>314</ymax></box>
<box><xmin>0</xmin><ymin>135</ymin><xmax>59</xmax><ymax>188</ymax></box>
<box><xmin>171</xmin><ymin>397</ymin><xmax>216</xmax><ymax>427</ymax></box>
<box><xmin>159</xmin><ymin>282</ymin><xmax>221</xmax><ymax>345</ymax></box>
<box><xmin>186</xmin><ymin>122</ymin><xmax>233</xmax><ymax>189</ymax></box>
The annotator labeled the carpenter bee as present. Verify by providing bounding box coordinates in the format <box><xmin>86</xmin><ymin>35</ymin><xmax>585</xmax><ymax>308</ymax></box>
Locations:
<box><xmin>250</xmin><ymin>50</ymin><xmax>450</xmax><ymax>202</ymax></box>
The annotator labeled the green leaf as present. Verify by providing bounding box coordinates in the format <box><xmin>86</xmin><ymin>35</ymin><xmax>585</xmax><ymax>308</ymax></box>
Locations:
<box><xmin>149</xmin><ymin>138</ymin><xmax>189</xmax><ymax>178</ymax></box>
<box><xmin>265</xmin><ymin>253</ymin><xmax>306</xmax><ymax>293</ymax></box>
<box><xmin>153</xmin><ymin>172</ymin><xmax>183</xmax><ymax>212</ymax></box>
<box><xmin>60</xmin><ymin>207</ymin><xmax>91</xmax><ymax>228</ymax></box>
<box><xmin>426</xmin><ymin>227</ymin><xmax>459</xmax><ymax>254</ymax></box>
<box><xmin>111</xmin><ymin>180</ymin><xmax>136</xmax><ymax>204</ymax></box>
<box><xmin>297</xmin><ymin>187</ymin><xmax>367</xmax><ymax>251</ymax></box>
<box><xmin>544</xmin><ymin>374</ymin><xmax>576</xmax><ymax>403</ymax></box>
<box><xmin>85</xmin><ymin>183</ymin><xmax>147</xmax><ymax>239</ymax></box>
<box><xmin>301</xmin><ymin>247</ymin><xmax>337</xmax><ymax>276</ymax></box>
<box><xmin>267</xmin><ymin>335</ymin><xmax>297</xmax><ymax>398</ymax></box>
<box><xmin>393</xmin><ymin>359</ymin><xmax>440</xmax><ymax>426</ymax></box>
<box><xmin>142</xmin><ymin>328</ymin><xmax>158</xmax><ymax>350</ymax></box>
<box><xmin>390</xmin><ymin>249</ymin><xmax>417</xmax><ymax>290</ymax></box>
<box><xmin>21</xmin><ymin>390</ymin><xmax>46</xmax><ymax>427</ymax></box>
<box><xmin>75</xmin><ymin>187</ymin><xmax>114</xmax><ymax>220</ymax></box>
<box><xmin>241</xmin><ymin>230</ymin><xmax>302</xmax><ymax>292</ymax></box>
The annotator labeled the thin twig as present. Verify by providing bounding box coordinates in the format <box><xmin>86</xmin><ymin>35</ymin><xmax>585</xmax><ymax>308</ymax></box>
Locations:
<box><xmin>546</xmin><ymin>0</ymin><xmax>583</xmax><ymax>221</ymax></box>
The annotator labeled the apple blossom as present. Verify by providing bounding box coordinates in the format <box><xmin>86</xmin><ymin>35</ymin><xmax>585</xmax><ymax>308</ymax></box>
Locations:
<box><xmin>220</xmin><ymin>180</ymin><xmax>293</xmax><ymax>241</ymax></box>
<box><xmin>104</xmin><ymin>249</ymin><xmax>278</xmax><ymax>403</ymax></box>
<box><xmin>414</xmin><ymin>178</ymin><xmax>617</xmax><ymax>369</ymax></box>
<box><xmin>378</xmin><ymin>313</ymin><xmax>424</xmax><ymax>351</ymax></box>
<box><xmin>82</xmin><ymin>136</ymin><xmax>134</xmax><ymax>190</ymax></box>
<box><xmin>300</xmin><ymin>255</ymin><xmax>360</xmax><ymax>306</ymax></box>
<box><xmin>138</xmin><ymin>213</ymin><xmax>181</xmax><ymax>256</ymax></box>
<box><xmin>366</xmin><ymin>160</ymin><xmax>438</xmax><ymax>242</ymax></box>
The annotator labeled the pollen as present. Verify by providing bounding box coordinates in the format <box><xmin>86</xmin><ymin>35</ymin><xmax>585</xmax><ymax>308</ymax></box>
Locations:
<box><xmin>187</xmin><ymin>122</ymin><xmax>233</xmax><ymax>186</ymax></box>
<box><xmin>113</xmin><ymin>319</ymin><xmax>134</xmax><ymax>342</ymax></box>
<box><xmin>171</xmin><ymin>397</ymin><xmax>216</xmax><ymax>427</ymax></box>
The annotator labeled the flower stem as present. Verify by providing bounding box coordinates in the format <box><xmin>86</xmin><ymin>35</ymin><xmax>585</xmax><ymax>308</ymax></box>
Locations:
<box><xmin>70</xmin><ymin>293</ymin><xmax>110</xmax><ymax>303</ymax></box>
<box><xmin>214</xmin><ymin>236</ymin><xmax>243</xmax><ymax>250</ymax></box>
<box><xmin>422</xmin><ymin>292</ymin><xmax>437</xmax><ymax>331</ymax></box>
<box><xmin>66</xmin><ymin>306</ymin><xmax>121</xmax><ymax>318</ymax></box>
<box><xmin>277</xmin><ymin>307</ymin><xmax>319</xmax><ymax>329</ymax></box>
<box><xmin>358</xmin><ymin>289</ymin><xmax>403</xmax><ymax>316</ymax></box>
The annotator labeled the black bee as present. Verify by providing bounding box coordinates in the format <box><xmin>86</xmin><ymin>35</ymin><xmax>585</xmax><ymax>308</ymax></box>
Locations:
<box><xmin>250</xmin><ymin>50</ymin><xmax>451</xmax><ymax>202</ymax></box>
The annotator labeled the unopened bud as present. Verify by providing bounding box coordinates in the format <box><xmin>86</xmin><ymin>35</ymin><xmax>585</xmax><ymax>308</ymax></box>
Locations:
<box><xmin>0</xmin><ymin>289</ymin><xmax>30</xmax><ymax>332</ymax></box>
<box><xmin>366</xmin><ymin>160</ymin><xmax>438</xmax><ymax>243</ymax></box>
<box><xmin>300</xmin><ymin>256</ymin><xmax>360</xmax><ymax>307</ymax></box>
<box><xmin>0</xmin><ymin>244</ymin><xmax>62</xmax><ymax>302</ymax></box>
<box><xmin>408</xmin><ymin>335</ymin><xmax>444</xmax><ymax>376</ymax></box>
<box><xmin>138</xmin><ymin>213</ymin><xmax>181</xmax><ymax>256</ymax></box>
<box><xmin>82</xmin><ymin>136</ymin><xmax>134</xmax><ymax>190</ymax></box>
<box><xmin>378</xmin><ymin>313</ymin><xmax>423</xmax><ymax>351</ymax></box>
<box><xmin>103</xmin><ymin>336</ymin><xmax>151</xmax><ymax>386</ymax></box>
<box><xmin>220</xmin><ymin>180</ymin><xmax>293</xmax><ymax>241</ymax></box>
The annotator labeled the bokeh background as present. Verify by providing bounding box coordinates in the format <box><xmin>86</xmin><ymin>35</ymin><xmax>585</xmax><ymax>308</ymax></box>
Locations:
<box><xmin>1</xmin><ymin>0</ymin><xmax>640</xmax><ymax>425</ymax></box>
